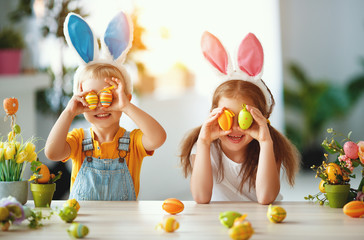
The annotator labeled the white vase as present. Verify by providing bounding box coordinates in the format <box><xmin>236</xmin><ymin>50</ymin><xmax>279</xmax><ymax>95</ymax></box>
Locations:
<box><xmin>0</xmin><ymin>180</ymin><xmax>28</xmax><ymax>205</ymax></box>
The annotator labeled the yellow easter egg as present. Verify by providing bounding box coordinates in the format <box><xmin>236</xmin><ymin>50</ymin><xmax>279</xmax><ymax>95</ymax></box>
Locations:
<box><xmin>157</xmin><ymin>217</ymin><xmax>179</xmax><ymax>233</ymax></box>
<box><xmin>319</xmin><ymin>180</ymin><xmax>326</xmax><ymax>193</ymax></box>
<box><xmin>267</xmin><ymin>204</ymin><xmax>286</xmax><ymax>223</ymax></box>
<box><xmin>99</xmin><ymin>90</ymin><xmax>113</xmax><ymax>108</ymax></box>
<box><xmin>85</xmin><ymin>91</ymin><xmax>98</xmax><ymax>110</ymax></box>
<box><xmin>64</xmin><ymin>198</ymin><xmax>80</xmax><ymax>212</ymax></box>
<box><xmin>228</xmin><ymin>221</ymin><xmax>254</xmax><ymax>240</ymax></box>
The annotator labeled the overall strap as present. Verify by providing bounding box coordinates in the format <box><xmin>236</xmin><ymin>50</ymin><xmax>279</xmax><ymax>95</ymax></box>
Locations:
<box><xmin>82</xmin><ymin>128</ymin><xmax>94</xmax><ymax>162</ymax></box>
<box><xmin>118</xmin><ymin>131</ymin><xmax>130</xmax><ymax>163</ymax></box>
<box><xmin>118</xmin><ymin>131</ymin><xmax>130</xmax><ymax>152</ymax></box>
<box><xmin>82</xmin><ymin>128</ymin><xmax>94</xmax><ymax>151</ymax></box>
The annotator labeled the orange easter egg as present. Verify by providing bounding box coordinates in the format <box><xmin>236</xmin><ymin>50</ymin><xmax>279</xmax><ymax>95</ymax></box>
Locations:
<box><xmin>3</xmin><ymin>97</ymin><xmax>19</xmax><ymax>115</ymax></box>
<box><xmin>218</xmin><ymin>109</ymin><xmax>235</xmax><ymax>131</ymax></box>
<box><xmin>37</xmin><ymin>164</ymin><xmax>51</xmax><ymax>184</ymax></box>
<box><xmin>343</xmin><ymin>201</ymin><xmax>364</xmax><ymax>218</ymax></box>
<box><xmin>162</xmin><ymin>198</ymin><xmax>184</xmax><ymax>215</ymax></box>
<box><xmin>85</xmin><ymin>91</ymin><xmax>98</xmax><ymax>110</ymax></box>
<box><xmin>326</xmin><ymin>163</ymin><xmax>342</xmax><ymax>184</ymax></box>
<box><xmin>99</xmin><ymin>90</ymin><xmax>113</xmax><ymax>108</ymax></box>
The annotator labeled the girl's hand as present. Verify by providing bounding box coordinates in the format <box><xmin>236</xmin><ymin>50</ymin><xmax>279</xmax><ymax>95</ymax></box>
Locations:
<box><xmin>244</xmin><ymin>105</ymin><xmax>271</xmax><ymax>143</ymax></box>
<box><xmin>103</xmin><ymin>77</ymin><xmax>131</xmax><ymax>112</ymax></box>
<box><xmin>198</xmin><ymin>107</ymin><xmax>232</xmax><ymax>145</ymax></box>
<box><xmin>65</xmin><ymin>91</ymin><xmax>93</xmax><ymax>117</ymax></box>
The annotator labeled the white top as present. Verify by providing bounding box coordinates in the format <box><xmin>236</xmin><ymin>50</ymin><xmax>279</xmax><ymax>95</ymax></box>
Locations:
<box><xmin>191</xmin><ymin>143</ymin><xmax>283</xmax><ymax>202</ymax></box>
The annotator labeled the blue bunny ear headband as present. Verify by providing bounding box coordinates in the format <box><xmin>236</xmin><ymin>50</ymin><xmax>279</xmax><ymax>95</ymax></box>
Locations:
<box><xmin>64</xmin><ymin>11</ymin><xmax>133</xmax><ymax>94</ymax></box>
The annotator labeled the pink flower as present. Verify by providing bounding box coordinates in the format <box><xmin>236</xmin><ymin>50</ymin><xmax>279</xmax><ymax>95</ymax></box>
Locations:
<box><xmin>358</xmin><ymin>141</ymin><xmax>364</xmax><ymax>164</ymax></box>
<box><xmin>338</xmin><ymin>155</ymin><xmax>354</xmax><ymax>173</ymax></box>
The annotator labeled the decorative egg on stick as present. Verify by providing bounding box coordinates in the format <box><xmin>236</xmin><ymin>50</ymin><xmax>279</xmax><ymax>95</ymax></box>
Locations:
<box><xmin>3</xmin><ymin>97</ymin><xmax>21</xmax><ymax>140</ymax></box>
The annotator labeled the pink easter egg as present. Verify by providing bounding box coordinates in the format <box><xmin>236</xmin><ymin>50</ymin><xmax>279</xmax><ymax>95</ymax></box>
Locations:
<box><xmin>99</xmin><ymin>90</ymin><xmax>113</xmax><ymax>108</ymax></box>
<box><xmin>343</xmin><ymin>141</ymin><xmax>359</xmax><ymax>159</ymax></box>
<box><xmin>85</xmin><ymin>91</ymin><xmax>98</xmax><ymax>110</ymax></box>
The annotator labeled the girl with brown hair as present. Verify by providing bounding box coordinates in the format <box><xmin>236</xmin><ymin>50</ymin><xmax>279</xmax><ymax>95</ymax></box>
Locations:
<box><xmin>180</xmin><ymin>32</ymin><xmax>299</xmax><ymax>204</ymax></box>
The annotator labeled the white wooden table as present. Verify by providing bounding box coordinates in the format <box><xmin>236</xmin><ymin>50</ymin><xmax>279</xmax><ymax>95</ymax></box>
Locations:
<box><xmin>1</xmin><ymin>201</ymin><xmax>364</xmax><ymax>239</ymax></box>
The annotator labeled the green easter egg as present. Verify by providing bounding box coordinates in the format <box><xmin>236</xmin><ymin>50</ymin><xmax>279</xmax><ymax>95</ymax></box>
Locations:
<box><xmin>59</xmin><ymin>206</ymin><xmax>78</xmax><ymax>223</ymax></box>
<box><xmin>67</xmin><ymin>222</ymin><xmax>89</xmax><ymax>238</ymax></box>
<box><xmin>238</xmin><ymin>105</ymin><xmax>253</xmax><ymax>130</ymax></box>
<box><xmin>219</xmin><ymin>211</ymin><xmax>242</xmax><ymax>228</ymax></box>
<box><xmin>13</xmin><ymin>124</ymin><xmax>21</xmax><ymax>134</ymax></box>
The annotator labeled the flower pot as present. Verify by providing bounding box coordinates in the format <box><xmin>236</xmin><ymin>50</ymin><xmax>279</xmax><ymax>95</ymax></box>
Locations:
<box><xmin>30</xmin><ymin>183</ymin><xmax>56</xmax><ymax>208</ymax></box>
<box><xmin>325</xmin><ymin>184</ymin><xmax>350</xmax><ymax>208</ymax></box>
<box><xmin>0</xmin><ymin>180</ymin><xmax>28</xmax><ymax>205</ymax></box>
<box><xmin>0</xmin><ymin>49</ymin><xmax>22</xmax><ymax>75</ymax></box>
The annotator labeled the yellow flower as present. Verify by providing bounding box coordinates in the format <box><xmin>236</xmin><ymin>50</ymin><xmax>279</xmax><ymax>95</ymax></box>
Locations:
<box><xmin>0</xmin><ymin>147</ymin><xmax>4</xmax><ymax>161</ymax></box>
<box><xmin>0</xmin><ymin>142</ymin><xmax>4</xmax><ymax>148</ymax></box>
<box><xmin>27</xmin><ymin>152</ymin><xmax>37</xmax><ymax>162</ymax></box>
<box><xmin>25</xmin><ymin>142</ymin><xmax>36</xmax><ymax>155</ymax></box>
<box><xmin>7</xmin><ymin>132</ymin><xmax>14</xmax><ymax>141</ymax></box>
<box><xmin>4</xmin><ymin>142</ymin><xmax>16</xmax><ymax>160</ymax></box>
<box><xmin>16</xmin><ymin>150</ymin><xmax>28</xmax><ymax>164</ymax></box>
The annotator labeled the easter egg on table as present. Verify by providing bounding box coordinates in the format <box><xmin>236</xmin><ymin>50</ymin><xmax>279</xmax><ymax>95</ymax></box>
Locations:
<box><xmin>238</xmin><ymin>104</ymin><xmax>253</xmax><ymax>130</ymax></box>
<box><xmin>64</xmin><ymin>198</ymin><xmax>80</xmax><ymax>212</ymax></box>
<box><xmin>156</xmin><ymin>217</ymin><xmax>180</xmax><ymax>233</ymax></box>
<box><xmin>343</xmin><ymin>141</ymin><xmax>359</xmax><ymax>160</ymax></box>
<box><xmin>219</xmin><ymin>211</ymin><xmax>242</xmax><ymax>228</ymax></box>
<box><xmin>228</xmin><ymin>221</ymin><xmax>254</xmax><ymax>240</ymax></box>
<box><xmin>67</xmin><ymin>222</ymin><xmax>89</xmax><ymax>238</ymax></box>
<box><xmin>99</xmin><ymin>89</ymin><xmax>113</xmax><ymax>108</ymax></box>
<box><xmin>3</xmin><ymin>97</ymin><xmax>19</xmax><ymax>115</ymax></box>
<box><xmin>85</xmin><ymin>91</ymin><xmax>98</xmax><ymax>110</ymax></box>
<box><xmin>267</xmin><ymin>204</ymin><xmax>286</xmax><ymax>223</ymax></box>
<box><xmin>343</xmin><ymin>201</ymin><xmax>364</xmax><ymax>218</ymax></box>
<box><xmin>162</xmin><ymin>198</ymin><xmax>184</xmax><ymax>214</ymax></box>
<box><xmin>59</xmin><ymin>206</ymin><xmax>78</xmax><ymax>223</ymax></box>
<box><xmin>218</xmin><ymin>109</ymin><xmax>235</xmax><ymax>131</ymax></box>
<box><xmin>232</xmin><ymin>214</ymin><xmax>248</xmax><ymax>227</ymax></box>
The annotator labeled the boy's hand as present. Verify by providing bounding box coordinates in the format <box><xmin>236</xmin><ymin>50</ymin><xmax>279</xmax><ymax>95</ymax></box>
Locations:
<box><xmin>104</xmin><ymin>77</ymin><xmax>131</xmax><ymax>112</ymax></box>
<box><xmin>65</xmin><ymin>91</ymin><xmax>93</xmax><ymax>117</ymax></box>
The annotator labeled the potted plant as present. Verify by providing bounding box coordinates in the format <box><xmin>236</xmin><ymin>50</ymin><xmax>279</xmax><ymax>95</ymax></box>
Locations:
<box><xmin>29</xmin><ymin>161</ymin><xmax>62</xmax><ymax>208</ymax></box>
<box><xmin>305</xmin><ymin>128</ymin><xmax>364</xmax><ymax>208</ymax></box>
<box><xmin>0</xmin><ymin>98</ymin><xmax>40</xmax><ymax>205</ymax></box>
<box><xmin>0</xmin><ymin>27</ymin><xmax>25</xmax><ymax>74</ymax></box>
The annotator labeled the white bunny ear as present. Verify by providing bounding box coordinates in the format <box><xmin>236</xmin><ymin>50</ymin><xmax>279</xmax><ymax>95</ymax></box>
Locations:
<box><xmin>64</xmin><ymin>13</ymin><xmax>99</xmax><ymax>64</ymax></box>
<box><xmin>201</xmin><ymin>31</ymin><xmax>232</xmax><ymax>75</ymax></box>
<box><xmin>237</xmin><ymin>33</ymin><xmax>264</xmax><ymax>79</ymax></box>
<box><xmin>102</xmin><ymin>11</ymin><xmax>133</xmax><ymax>64</ymax></box>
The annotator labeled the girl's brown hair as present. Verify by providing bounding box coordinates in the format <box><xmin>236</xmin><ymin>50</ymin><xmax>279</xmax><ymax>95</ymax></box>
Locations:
<box><xmin>180</xmin><ymin>80</ymin><xmax>300</xmax><ymax>191</ymax></box>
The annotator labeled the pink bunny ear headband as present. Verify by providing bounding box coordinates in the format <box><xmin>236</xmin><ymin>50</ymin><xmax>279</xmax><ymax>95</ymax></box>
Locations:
<box><xmin>64</xmin><ymin>11</ymin><xmax>133</xmax><ymax>94</ymax></box>
<box><xmin>201</xmin><ymin>31</ymin><xmax>273</xmax><ymax>112</ymax></box>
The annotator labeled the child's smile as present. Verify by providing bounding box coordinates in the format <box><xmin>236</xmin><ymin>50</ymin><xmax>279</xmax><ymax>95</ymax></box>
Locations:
<box><xmin>227</xmin><ymin>134</ymin><xmax>245</xmax><ymax>144</ymax></box>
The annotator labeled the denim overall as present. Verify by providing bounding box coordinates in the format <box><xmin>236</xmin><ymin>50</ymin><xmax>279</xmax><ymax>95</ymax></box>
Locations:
<box><xmin>69</xmin><ymin>128</ymin><xmax>136</xmax><ymax>201</ymax></box>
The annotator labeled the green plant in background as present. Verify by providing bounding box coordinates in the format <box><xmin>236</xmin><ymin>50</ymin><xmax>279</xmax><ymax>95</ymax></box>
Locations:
<box><xmin>284</xmin><ymin>62</ymin><xmax>364</xmax><ymax>169</ymax></box>
<box><xmin>0</xmin><ymin>27</ymin><xmax>25</xmax><ymax>49</ymax></box>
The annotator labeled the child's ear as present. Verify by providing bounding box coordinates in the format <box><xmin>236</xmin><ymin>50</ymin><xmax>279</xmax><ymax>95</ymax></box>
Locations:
<box><xmin>128</xmin><ymin>94</ymin><xmax>132</xmax><ymax>102</ymax></box>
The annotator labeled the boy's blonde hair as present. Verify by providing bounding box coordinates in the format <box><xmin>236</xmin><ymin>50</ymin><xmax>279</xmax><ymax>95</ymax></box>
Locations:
<box><xmin>75</xmin><ymin>62</ymin><xmax>131</xmax><ymax>95</ymax></box>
